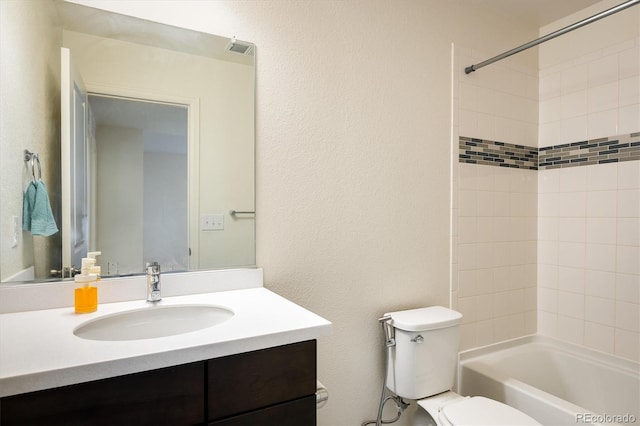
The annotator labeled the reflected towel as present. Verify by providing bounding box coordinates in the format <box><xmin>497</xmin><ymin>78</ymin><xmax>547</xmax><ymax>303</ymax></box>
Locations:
<box><xmin>22</xmin><ymin>180</ymin><xmax>58</xmax><ymax>236</ymax></box>
<box><xmin>22</xmin><ymin>181</ymin><xmax>36</xmax><ymax>232</ymax></box>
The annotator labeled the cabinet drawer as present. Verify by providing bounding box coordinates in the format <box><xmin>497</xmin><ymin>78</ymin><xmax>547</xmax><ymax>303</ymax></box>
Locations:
<box><xmin>0</xmin><ymin>362</ymin><xmax>204</xmax><ymax>426</ymax></box>
<box><xmin>207</xmin><ymin>340</ymin><xmax>316</xmax><ymax>421</ymax></box>
<box><xmin>208</xmin><ymin>395</ymin><xmax>316</xmax><ymax>426</ymax></box>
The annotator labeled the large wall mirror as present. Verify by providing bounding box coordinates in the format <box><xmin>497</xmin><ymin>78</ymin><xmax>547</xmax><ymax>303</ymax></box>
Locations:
<box><xmin>0</xmin><ymin>0</ymin><xmax>256</xmax><ymax>284</ymax></box>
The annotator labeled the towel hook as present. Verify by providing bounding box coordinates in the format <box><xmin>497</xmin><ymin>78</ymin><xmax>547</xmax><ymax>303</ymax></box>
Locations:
<box><xmin>24</xmin><ymin>150</ymin><xmax>42</xmax><ymax>182</ymax></box>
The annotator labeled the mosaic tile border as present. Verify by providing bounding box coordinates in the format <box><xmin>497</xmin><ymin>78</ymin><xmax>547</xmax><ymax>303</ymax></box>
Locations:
<box><xmin>459</xmin><ymin>132</ymin><xmax>640</xmax><ymax>170</ymax></box>
<box><xmin>538</xmin><ymin>132</ymin><xmax>640</xmax><ymax>170</ymax></box>
<box><xmin>459</xmin><ymin>137</ymin><xmax>538</xmax><ymax>169</ymax></box>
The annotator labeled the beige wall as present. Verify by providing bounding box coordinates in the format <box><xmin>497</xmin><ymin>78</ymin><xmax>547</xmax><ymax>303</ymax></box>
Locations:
<box><xmin>0</xmin><ymin>0</ymin><xmax>62</xmax><ymax>281</ymax></box>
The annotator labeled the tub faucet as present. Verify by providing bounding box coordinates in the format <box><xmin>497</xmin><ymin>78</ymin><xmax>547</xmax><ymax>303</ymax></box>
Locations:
<box><xmin>146</xmin><ymin>261</ymin><xmax>161</xmax><ymax>302</ymax></box>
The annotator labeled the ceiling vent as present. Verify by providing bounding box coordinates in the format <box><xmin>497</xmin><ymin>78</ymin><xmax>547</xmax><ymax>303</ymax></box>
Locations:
<box><xmin>226</xmin><ymin>37</ymin><xmax>255</xmax><ymax>56</ymax></box>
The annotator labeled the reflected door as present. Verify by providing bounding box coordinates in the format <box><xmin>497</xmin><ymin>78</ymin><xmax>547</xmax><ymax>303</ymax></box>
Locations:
<box><xmin>61</xmin><ymin>47</ymin><xmax>90</xmax><ymax>273</ymax></box>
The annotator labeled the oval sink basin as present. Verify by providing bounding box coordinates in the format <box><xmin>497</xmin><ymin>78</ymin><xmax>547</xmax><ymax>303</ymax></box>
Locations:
<box><xmin>73</xmin><ymin>304</ymin><xmax>234</xmax><ymax>341</ymax></box>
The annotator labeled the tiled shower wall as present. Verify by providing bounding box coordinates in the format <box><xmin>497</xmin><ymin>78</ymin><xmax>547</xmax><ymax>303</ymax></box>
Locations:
<box><xmin>452</xmin><ymin>37</ymin><xmax>639</xmax><ymax>361</ymax></box>
<box><xmin>536</xmin><ymin>36</ymin><xmax>640</xmax><ymax>361</ymax></box>
<box><xmin>452</xmin><ymin>46</ymin><xmax>539</xmax><ymax>350</ymax></box>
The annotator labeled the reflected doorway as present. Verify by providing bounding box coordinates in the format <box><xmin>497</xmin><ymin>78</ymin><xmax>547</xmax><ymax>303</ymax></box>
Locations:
<box><xmin>88</xmin><ymin>95</ymin><xmax>189</xmax><ymax>276</ymax></box>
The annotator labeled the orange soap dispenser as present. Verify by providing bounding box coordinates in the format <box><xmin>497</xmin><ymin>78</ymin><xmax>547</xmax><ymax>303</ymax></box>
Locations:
<box><xmin>74</xmin><ymin>257</ymin><xmax>98</xmax><ymax>314</ymax></box>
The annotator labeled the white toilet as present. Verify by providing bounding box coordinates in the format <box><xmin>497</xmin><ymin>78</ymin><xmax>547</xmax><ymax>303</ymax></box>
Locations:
<box><xmin>384</xmin><ymin>306</ymin><xmax>541</xmax><ymax>426</ymax></box>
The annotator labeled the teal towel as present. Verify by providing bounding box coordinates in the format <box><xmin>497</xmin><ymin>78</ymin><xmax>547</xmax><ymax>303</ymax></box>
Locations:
<box><xmin>22</xmin><ymin>181</ymin><xmax>36</xmax><ymax>232</ymax></box>
<box><xmin>22</xmin><ymin>180</ymin><xmax>58</xmax><ymax>237</ymax></box>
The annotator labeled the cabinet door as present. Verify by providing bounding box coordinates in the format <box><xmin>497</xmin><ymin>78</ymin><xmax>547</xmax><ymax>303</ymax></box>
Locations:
<box><xmin>0</xmin><ymin>362</ymin><xmax>204</xmax><ymax>426</ymax></box>
<box><xmin>208</xmin><ymin>395</ymin><xmax>316</xmax><ymax>426</ymax></box>
<box><xmin>207</xmin><ymin>340</ymin><xmax>316</xmax><ymax>421</ymax></box>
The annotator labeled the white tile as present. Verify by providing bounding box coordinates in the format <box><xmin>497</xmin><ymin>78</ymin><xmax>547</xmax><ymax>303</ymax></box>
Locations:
<box><xmin>559</xmin><ymin>192</ymin><xmax>587</xmax><ymax>217</ymax></box>
<box><xmin>586</xmin><ymin>162</ymin><xmax>618</xmax><ymax>191</ymax></box>
<box><xmin>458</xmin><ymin>244</ymin><xmax>478</xmax><ymax>270</ymax></box>
<box><xmin>616</xmin><ymin>273</ymin><xmax>640</xmax><ymax>304</ymax></box>
<box><xmin>618</xmin><ymin>161</ymin><xmax>640</xmax><ymax>190</ymax></box>
<box><xmin>617</xmin><ymin>246</ymin><xmax>640</xmax><ymax>275</ymax></box>
<box><xmin>537</xmin><ymin>311</ymin><xmax>557</xmax><ymax>337</ymax></box>
<box><xmin>459</xmin><ymin>323</ymin><xmax>477</xmax><ymax>351</ymax></box>
<box><xmin>558</xmin><ymin>291</ymin><xmax>585</xmax><ymax>319</ymax></box>
<box><xmin>507</xmin><ymin>313</ymin><xmax>526</xmax><ymax>339</ymax></box>
<box><xmin>619</xmin><ymin>76</ymin><xmax>640</xmax><ymax>107</ymax></box>
<box><xmin>538</xmin><ymin>169</ymin><xmax>560</xmax><ymax>193</ymax></box>
<box><xmin>538</xmin><ymin>240</ymin><xmax>558</xmax><ymax>266</ymax></box>
<box><xmin>561</xmin><ymin>90</ymin><xmax>587</xmax><ymax>119</ymax></box>
<box><xmin>458</xmin><ymin>269</ymin><xmax>477</xmax><ymax>298</ymax></box>
<box><xmin>559</xmin><ymin>166</ymin><xmax>587</xmax><ymax>192</ymax></box>
<box><xmin>525</xmin><ymin>287</ymin><xmax>537</xmax><ymax>311</ymax></box>
<box><xmin>477</xmin><ymin>192</ymin><xmax>496</xmax><ymax>217</ymax></box>
<box><xmin>540</xmin><ymin>97</ymin><xmax>561</xmax><ymax>124</ymax></box>
<box><xmin>561</xmin><ymin>115</ymin><xmax>588</xmax><ymax>143</ymax></box>
<box><xmin>585</xmin><ymin>296</ymin><xmax>616</xmax><ymax>326</ymax></box>
<box><xmin>538</xmin><ymin>217</ymin><xmax>558</xmax><ymax>241</ymax></box>
<box><xmin>476</xmin><ymin>268</ymin><xmax>494</xmax><ymax>295</ymax></box>
<box><xmin>618</xmin><ymin>189</ymin><xmax>640</xmax><ymax>218</ymax></box>
<box><xmin>476</xmin><ymin>320</ymin><xmax>494</xmax><ymax>347</ymax></box>
<box><xmin>558</xmin><ymin>242</ymin><xmax>585</xmax><ymax>268</ymax></box>
<box><xmin>493</xmin><ymin>316</ymin><xmax>511</xmax><ymax>342</ymax></box>
<box><xmin>617</xmin><ymin>217</ymin><xmax>640</xmax><ymax>246</ymax></box>
<box><xmin>586</xmin><ymin>243</ymin><xmax>617</xmax><ymax>272</ymax></box>
<box><xmin>493</xmin><ymin>291</ymin><xmax>510</xmax><ymax>318</ymax></box>
<box><xmin>558</xmin><ymin>267</ymin><xmax>585</xmax><ymax>294</ymax></box>
<box><xmin>586</xmin><ymin>269</ymin><xmax>616</xmax><ymax>299</ymax></box>
<box><xmin>618</xmin><ymin>45</ymin><xmax>640</xmax><ymax>79</ymax></box>
<box><xmin>459</xmin><ymin>164</ymin><xmax>478</xmax><ymax>190</ymax></box>
<box><xmin>476</xmin><ymin>294</ymin><xmax>494</xmax><ymax>321</ymax></box>
<box><xmin>458</xmin><ymin>296</ymin><xmax>477</xmax><ymax>324</ymax></box>
<box><xmin>459</xmin><ymin>109</ymin><xmax>478</xmax><ymax>138</ymax></box>
<box><xmin>492</xmin><ymin>192</ymin><xmax>510</xmax><ymax>216</ymax></box>
<box><xmin>476</xmin><ymin>217</ymin><xmax>495</xmax><ymax>242</ymax></box>
<box><xmin>584</xmin><ymin>322</ymin><xmax>615</xmax><ymax>353</ymax></box>
<box><xmin>615</xmin><ymin>329</ymin><xmax>639</xmax><ymax>361</ymax></box>
<box><xmin>588</xmin><ymin>55</ymin><xmax>619</xmax><ymax>87</ymax></box>
<box><xmin>561</xmin><ymin>65</ymin><xmax>588</xmax><ymax>95</ymax></box>
<box><xmin>539</xmin><ymin>121</ymin><xmax>561</xmax><ymax>147</ymax></box>
<box><xmin>587</xmin><ymin>109</ymin><xmax>618</xmax><ymax>140</ymax></box>
<box><xmin>459</xmin><ymin>190</ymin><xmax>478</xmax><ymax>217</ymax></box>
<box><xmin>588</xmin><ymin>82</ymin><xmax>619</xmax><ymax>113</ymax></box>
<box><xmin>509</xmin><ymin>289</ymin><xmax>526</xmax><ymax>315</ymax></box>
<box><xmin>558</xmin><ymin>217</ymin><xmax>585</xmax><ymax>242</ymax></box>
<box><xmin>539</xmin><ymin>192</ymin><xmax>560</xmax><ymax>217</ymax></box>
<box><xmin>557</xmin><ymin>315</ymin><xmax>584</xmax><ymax>345</ymax></box>
<box><xmin>538</xmin><ymin>263</ymin><xmax>559</xmax><ymax>288</ymax></box>
<box><xmin>616</xmin><ymin>301</ymin><xmax>640</xmax><ymax>332</ymax></box>
<box><xmin>494</xmin><ymin>267</ymin><xmax>510</xmax><ymax>293</ymax></box>
<box><xmin>476</xmin><ymin>113</ymin><xmax>495</xmax><ymax>141</ymax></box>
<box><xmin>459</xmin><ymin>217</ymin><xmax>477</xmax><ymax>244</ymax></box>
<box><xmin>476</xmin><ymin>167</ymin><xmax>495</xmax><ymax>191</ymax></box>
<box><xmin>586</xmin><ymin>218</ymin><xmax>617</xmax><ymax>244</ymax></box>
<box><xmin>540</xmin><ymin>73</ymin><xmax>561</xmax><ymax>100</ymax></box>
<box><xmin>586</xmin><ymin>191</ymin><xmax>617</xmax><ymax>217</ymax></box>
<box><xmin>619</xmin><ymin>104</ymin><xmax>640</xmax><ymax>134</ymax></box>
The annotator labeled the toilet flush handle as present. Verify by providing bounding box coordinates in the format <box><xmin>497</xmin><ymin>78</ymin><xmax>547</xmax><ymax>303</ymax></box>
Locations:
<box><xmin>410</xmin><ymin>334</ymin><xmax>424</xmax><ymax>343</ymax></box>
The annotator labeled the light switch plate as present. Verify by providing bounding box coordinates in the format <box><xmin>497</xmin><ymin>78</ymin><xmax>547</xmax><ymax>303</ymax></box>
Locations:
<box><xmin>201</xmin><ymin>214</ymin><xmax>224</xmax><ymax>231</ymax></box>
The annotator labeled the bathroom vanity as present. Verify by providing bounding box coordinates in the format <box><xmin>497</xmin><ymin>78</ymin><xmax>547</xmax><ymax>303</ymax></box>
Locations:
<box><xmin>0</xmin><ymin>270</ymin><xmax>331</xmax><ymax>425</ymax></box>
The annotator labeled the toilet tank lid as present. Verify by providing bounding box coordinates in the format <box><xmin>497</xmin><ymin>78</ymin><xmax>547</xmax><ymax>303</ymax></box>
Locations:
<box><xmin>385</xmin><ymin>306</ymin><xmax>462</xmax><ymax>332</ymax></box>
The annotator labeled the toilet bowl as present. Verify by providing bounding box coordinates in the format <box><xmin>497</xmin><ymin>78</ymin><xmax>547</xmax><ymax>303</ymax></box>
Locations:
<box><xmin>383</xmin><ymin>306</ymin><xmax>541</xmax><ymax>426</ymax></box>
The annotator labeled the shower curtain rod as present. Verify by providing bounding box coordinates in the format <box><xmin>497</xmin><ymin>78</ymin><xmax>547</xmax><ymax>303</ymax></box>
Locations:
<box><xmin>465</xmin><ymin>0</ymin><xmax>640</xmax><ymax>74</ymax></box>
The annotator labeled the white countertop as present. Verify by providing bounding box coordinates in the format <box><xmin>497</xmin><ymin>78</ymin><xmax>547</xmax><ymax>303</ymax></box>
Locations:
<box><xmin>0</xmin><ymin>287</ymin><xmax>331</xmax><ymax>397</ymax></box>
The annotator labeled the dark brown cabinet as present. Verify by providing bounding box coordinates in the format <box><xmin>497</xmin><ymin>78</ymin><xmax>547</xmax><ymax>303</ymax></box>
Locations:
<box><xmin>0</xmin><ymin>340</ymin><xmax>316</xmax><ymax>426</ymax></box>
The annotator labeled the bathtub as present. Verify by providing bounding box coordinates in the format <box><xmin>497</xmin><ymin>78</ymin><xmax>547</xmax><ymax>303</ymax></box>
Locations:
<box><xmin>459</xmin><ymin>335</ymin><xmax>639</xmax><ymax>426</ymax></box>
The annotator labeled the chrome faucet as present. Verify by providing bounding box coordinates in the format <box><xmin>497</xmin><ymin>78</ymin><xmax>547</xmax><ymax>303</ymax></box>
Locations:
<box><xmin>146</xmin><ymin>261</ymin><xmax>161</xmax><ymax>302</ymax></box>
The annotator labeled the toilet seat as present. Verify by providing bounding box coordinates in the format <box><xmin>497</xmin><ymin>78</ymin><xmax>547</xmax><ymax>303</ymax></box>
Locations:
<box><xmin>417</xmin><ymin>395</ymin><xmax>541</xmax><ymax>426</ymax></box>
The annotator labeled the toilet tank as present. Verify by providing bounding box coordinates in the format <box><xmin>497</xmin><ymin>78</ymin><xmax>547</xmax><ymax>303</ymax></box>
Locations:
<box><xmin>384</xmin><ymin>306</ymin><xmax>462</xmax><ymax>400</ymax></box>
